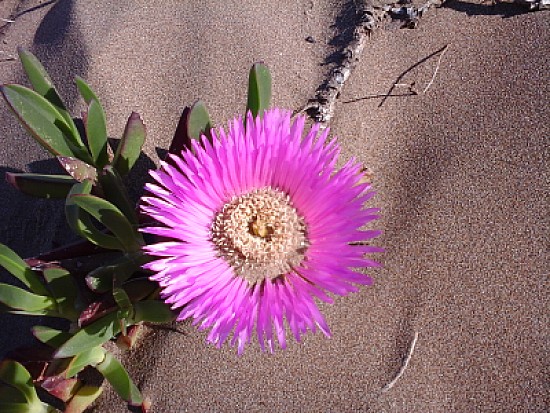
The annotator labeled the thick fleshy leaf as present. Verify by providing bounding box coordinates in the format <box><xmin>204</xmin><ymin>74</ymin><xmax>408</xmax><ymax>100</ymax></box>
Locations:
<box><xmin>0</xmin><ymin>402</ymin><xmax>48</xmax><ymax>413</ymax></box>
<box><xmin>75</xmin><ymin>76</ymin><xmax>100</xmax><ymax>105</ymax></box>
<box><xmin>113</xmin><ymin>288</ymin><xmax>132</xmax><ymax>313</ymax></box>
<box><xmin>32</xmin><ymin>326</ymin><xmax>71</xmax><ymax>348</ymax></box>
<box><xmin>0</xmin><ymin>361</ymin><xmax>42</xmax><ymax>406</ymax></box>
<box><xmin>55</xmin><ymin>311</ymin><xmax>121</xmax><ymax>358</ymax></box>
<box><xmin>134</xmin><ymin>300</ymin><xmax>176</xmax><ymax>324</ymax></box>
<box><xmin>5</xmin><ymin>173</ymin><xmax>77</xmax><ymax>199</ymax></box>
<box><xmin>113</xmin><ymin>112</ymin><xmax>146</xmax><ymax>176</ymax></box>
<box><xmin>6</xmin><ymin>309</ymin><xmax>61</xmax><ymax>317</ymax></box>
<box><xmin>65</xmin><ymin>181</ymin><xmax>123</xmax><ymax>251</ymax></box>
<box><xmin>168</xmin><ymin>101</ymin><xmax>212</xmax><ymax>157</ymax></box>
<box><xmin>85</xmin><ymin>99</ymin><xmax>109</xmax><ymax>168</ymax></box>
<box><xmin>31</xmin><ymin>240</ymin><xmax>111</xmax><ymax>264</ymax></box>
<box><xmin>95</xmin><ymin>352</ymin><xmax>142</xmax><ymax>406</ymax></box>
<box><xmin>64</xmin><ymin>347</ymin><xmax>105</xmax><ymax>378</ymax></box>
<box><xmin>121</xmin><ymin>278</ymin><xmax>158</xmax><ymax>302</ymax></box>
<box><xmin>17</xmin><ymin>47</ymin><xmax>81</xmax><ymax>143</ymax></box>
<box><xmin>0</xmin><ymin>84</ymin><xmax>91</xmax><ymax>162</ymax></box>
<box><xmin>186</xmin><ymin>101</ymin><xmax>212</xmax><ymax>143</ymax></box>
<box><xmin>85</xmin><ymin>252</ymin><xmax>149</xmax><ymax>293</ymax></box>
<box><xmin>0</xmin><ymin>243</ymin><xmax>49</xmax><ymax>295</ymax></box>
<box><xmin>0</xmin><ymin>283</ymin><xmax>55</xmax><ymax>312</ymax></box>
<box><xmin>116</xmin><ymin>324</ymin><xmax>143</xmax><ymax>350</ymax></box>
<box><xmin>246</xmin><ymin>63</ymin><xmax>272</xmax><ymax>118</ymax></box>
<box><xmin>0</xmin><ymin>385</ymin><xmax>26</xmax><ymax>404</ymax></box>
<box><xmin>113</xmin><ymin>288</ymin><xmax>132</xmax><ymax>336</ymax></box>
<box><xmin>42</xmin><ymin>266</ymin><xmax>78</xmax><ymax>320</ymax></box>
<box><xmin>57</xmin><ymin>157</ymin><xmax>97</xmax><ymax>183</ymax></box>
<box><xmin>41</xmin><ymin>377</ymin><xmax>80</xmax><ymax>402</ymax></box>
<box><xmin>65</xmin><ymin>385</ymin><xmax>102</xmax><ymax>413</ymax></box>
<box><xmin>98</xmin><ymin>166</ymin><xmax>139</xmax><ymax>226</ymax></box>
<box><xmin>70</xmin><ymin>194</ymin><xmax>142</xmax><ymax>252</ymax></box>
<box><xmin>78</xmin><ymin>297</ymin><xmax>118</xmax><ymax>328</ymax></box>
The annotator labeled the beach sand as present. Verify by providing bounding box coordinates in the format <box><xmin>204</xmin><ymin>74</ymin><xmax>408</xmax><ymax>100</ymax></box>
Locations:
<box><xmin>0</xmin><ymin>1</ymin><xmax>547</xmax><ymax>411</ymax></box>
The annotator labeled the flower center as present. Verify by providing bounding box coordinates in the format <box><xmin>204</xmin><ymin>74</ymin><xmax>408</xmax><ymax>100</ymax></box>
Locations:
<box><xmin>211</xmin><ymin>187</ymin><xmax>308</xmax><ymax>285</ymax></box>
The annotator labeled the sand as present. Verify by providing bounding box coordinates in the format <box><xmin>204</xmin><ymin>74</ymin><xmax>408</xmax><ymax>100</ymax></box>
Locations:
<box><xmin>0</xmin><ymin>1</ymin><xmax>547</xmax><ymax>412</ymax></box>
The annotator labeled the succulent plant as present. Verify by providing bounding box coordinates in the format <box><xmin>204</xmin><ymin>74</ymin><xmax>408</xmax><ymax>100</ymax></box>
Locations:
<box><xmin>0</xmin><ymin>48</ymin><xmax>273</xmax><ymax>412</ymax></box>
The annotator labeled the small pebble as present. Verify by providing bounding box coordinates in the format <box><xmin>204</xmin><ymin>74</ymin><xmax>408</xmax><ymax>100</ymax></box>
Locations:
<box><xmin>305</xmin><ymin>36</ymin><xmax>316</xmax><ymax>44</ymax></box>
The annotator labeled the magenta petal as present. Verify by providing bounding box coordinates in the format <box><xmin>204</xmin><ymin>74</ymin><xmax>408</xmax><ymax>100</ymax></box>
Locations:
<box><xmin>140</xmin><ymin>109</ymin><xmax>382</xmax><ymax>353</ymax></box>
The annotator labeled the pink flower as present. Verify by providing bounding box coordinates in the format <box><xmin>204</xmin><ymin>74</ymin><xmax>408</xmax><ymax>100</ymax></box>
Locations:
<box><xmin>141</xmin><ymin>109</ymin><xmax>382</xmax><ymax>354</ymax></box>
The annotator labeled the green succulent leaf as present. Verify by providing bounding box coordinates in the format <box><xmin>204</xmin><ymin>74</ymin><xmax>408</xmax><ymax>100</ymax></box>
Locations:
<box><xmin>0</xmin><ymin>360</ymin><xmax>46</xmax><ymax>411</ymax></box>
<box><xmin>0</xmin><ymin>385</ymin><xmax>26</xmax><ymax>404</ymax></box>
<box><xmin>17</xmin><ymin>47</ymin><xmax>81</xmax><ymax>141</ymax></box>
<box><xmin>55</xmin><ymin>311</ymin><xmax>121</xmax><ymax>358</ymax></box>
<box><xmin>5</xmin><ymin>173</ymin><xmax>77</xmax><ymax>199</ymax></box>
<box><xmin>6</xmin><ymin>309</ymin><xmax>61</xmax><ymax>317</ymax></box>
<box><xmin>168</xmin><ymin>101</ymin><xmax>212</xmax><ymax>157</ymax></box>
<box><xmin>85</xmin><ymin>99</ymin><xmax>109</xmax><ymax>168</ymax></box>
<box><xmin>70</xmin><ymin>194</ymin><xmax>142</xmax><ymax>253</ymax></box>
<box><xmin>98</xmin><ymin>166</ymin><xmax>140</xmax><ymax>226</ymax></box>
<box><xmin>32</xmin><ymin>326</ymin><xmax>71</xmax><ymax>348</ymax></box>
<box><xmin>113</xmin><ymin>112</ymin><xmax>146</xmax><ymax>176</ymax></box>
<box><xmin>65</xmin><ymin>346</ymin><xmax>106</xmax><ymax>378</ymax></box>
<box><xmin>57</xmin><ymin>157</ymin><xmax>97</xmax><ymax>183</ymax></box>
<box><xmin>0</xmin><ymin>243</ymin><xmax>49</xmax><ymax>295</ymax></box>
<box><xmin>186</xmin><ymin>101</ymin><xmax>212</xmax><ymax>142</ymax></box>
<box><xmin>64</xmin><ymin>385</ymin><xmax>103</xmax><ymax>413</ymax></box>
<box><xmin>95</xmin><ymin>351</ymin><xmax>143</xmax><ymax>406</ymax></box>
<box><xmin>246</xmin><ymin>62</ymin><xmax>272</xmax><ymax>119</ymax></box>
<box><xmin>86</xmin><ymin>252</ymin><xmax>148</xmax><ymax>293</ymax></box>
<box><xmin>113</xmin><ymin>288</ymin><xmax>132</xmax><ymax>313</ymax></box>
<box><xmin>65</xmin><ymin>181</ymin><xmax>124</xmax><ymax>251</ymax></box>
<box><xmin>0</xmin><ymin>283</ymin><xmax>55</xmax><ymax>312</ymax></box>
<box><xmin>0</xmin><ymin>402</ymin><xmax>50</xmax><ymax>413</ymax></box>
<box><xmin>121</xmin><ymin>277</ymin><xmax>158</xmax><ymax>302</ymax></box>
<box><xmin>134</xmin><ymin>300</ymin><xmax>176</xmax><ymax>324</ymax></box>
<box><xmin>42</xmin><ymin>266</ymin><xmax>78</xmax><ymax>320</ymax></box>
<box><xmin>75</xmin><ymin>76</ymin><xmax>100</xmax><ymax>105</ymax></box>
<box><xmin>0</xmin><ymin>84</ymin><xmax>91</xmax><ymax>162</ymax></box>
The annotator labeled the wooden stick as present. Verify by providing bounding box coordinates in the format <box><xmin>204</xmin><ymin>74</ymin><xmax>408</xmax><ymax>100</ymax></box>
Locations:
<box><xmin>378</xmin><ymin>44</ymin><xmax>448</xmax><ymax>107</ymax></box>
<box><xmin>300</xmin><ymin>0</ymin><xmax>447</xmax><ymax>125</ymax></box>
<box><xmin>298</xmin><ymin>0</ymin><xmax>387</xmax><ymax>125</ymax></box>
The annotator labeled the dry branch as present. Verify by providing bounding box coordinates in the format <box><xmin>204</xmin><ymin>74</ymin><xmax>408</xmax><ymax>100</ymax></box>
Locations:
<box><xmin>301</xmin><ymin>0</ymin><xmax>547</xmax><ymax>126</ymax></box>
<box><xmin>515</xmin><ymin>0</ymin><xmax>550</xmax><ymax>10</ymax></box>
<box><xmin>299</xmin><ymin>0</ymin><xmax>387</xmax><ymax>125</ymax></box>
<box><xmin>300</xmin><ymin>0</ymin><xmax>447</xmax><ymax>126</ymax></box>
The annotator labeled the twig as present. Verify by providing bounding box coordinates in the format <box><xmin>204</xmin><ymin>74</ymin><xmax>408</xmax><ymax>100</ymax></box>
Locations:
<box><xmin>385</xmin><ymin>0</ymin><xmax>447</xmax><ymax>29</ymax></box>
<box><xmin>299</xmin><ymin>0</ymin><xmax>387</xmax><ymax>125</ymax></box>
<box><xmin>300</xmin><ymin>0</ymin><xmax>446</xmax><ymax>126</ymax></box>
<box><xmin>13</xmin><ymin>0</ymin><xmax>57</xmax><ymax>19</ymax></box>
<box><xmin>513</xmin><ymin>0</ymin><xmax>550</xmax><ymax>10</ymax></box>
<box><xmin>421</xmin><ymin>43</ymin><xmax>449</xmax><ymax>94</ymax></box>
<box><xmin>342</xmin><ymin>91</ymin><xmax>416</xmax><ymax>104</ymax></box>
<box><xmin>0</xmin><ymin>18</ymin><xmax>15</xmax><ymax>23</ymax></box>
<box><xmin>382</xmin><ymin>331</ymin><xmax>419</xmax><ymax>392</ymax></box>
<box><xmin>378</xmin><ymin>44</ymin><xmax>447</xmax><ymax>107</ymax></box>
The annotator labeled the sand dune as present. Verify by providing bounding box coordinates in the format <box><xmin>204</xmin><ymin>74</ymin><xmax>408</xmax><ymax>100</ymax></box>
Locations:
<box><xmin>0</xmin><ymin>1</ymin><xmax>547</xmax><ymax>411</ymax></box>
